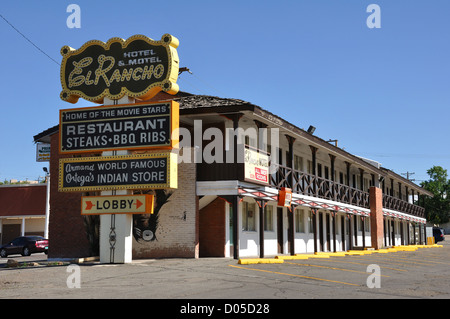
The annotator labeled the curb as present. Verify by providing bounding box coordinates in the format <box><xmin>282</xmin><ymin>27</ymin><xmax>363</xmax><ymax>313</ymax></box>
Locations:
<box><xmin>237</xmin><ymin>244</ymin><xmax>444</xmax><ymax>264</ymax></box>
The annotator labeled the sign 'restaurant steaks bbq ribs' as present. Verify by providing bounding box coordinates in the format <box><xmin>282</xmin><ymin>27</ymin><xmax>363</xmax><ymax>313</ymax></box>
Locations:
<box><xmin>59</xmin><ymin>101</ymin><xmax>179</xmax><ymax>153</ymax></box>
<box><xmin>60</xmin><ymin>34</ymin><xmax>179</xmax><ymax>104</ymax></box>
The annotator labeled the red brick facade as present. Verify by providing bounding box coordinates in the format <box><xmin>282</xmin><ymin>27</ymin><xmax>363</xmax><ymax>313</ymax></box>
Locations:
<box><xmin>49</xmin><ymin>133</ymin><xmax>91</xmax><ymax>258</ymax></box>
<box><xmin>48</xmin><ymin>109</ymin><xmax>199</xmax><ymax>259</ymax></box>
<box><xmin>370</xmin><ymin>186</ymin><xmax>384</xmax><ymax>250</ymax></box>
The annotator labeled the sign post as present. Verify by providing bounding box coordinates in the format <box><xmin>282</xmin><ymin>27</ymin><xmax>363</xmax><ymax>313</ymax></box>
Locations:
<box><xmin>100</xmin><ymin>96</ymin><xmax>134</xmax><ymax>264</ymax></box>
<box><xmin>58</xmin><ymin>33</ymin><xmax>180</xmax><ymax>264</ymax></box>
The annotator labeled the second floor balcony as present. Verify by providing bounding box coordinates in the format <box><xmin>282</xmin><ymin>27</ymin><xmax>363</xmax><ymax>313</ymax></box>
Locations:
<box><xmin>270</xmin><ymin>164</ymin><xmax>425</xmax><ymax>219</ymax></box>
<box><xmin>196</xmin><ymin>144</ymin><xmax>427</xmax><ymax>220</ymax></box>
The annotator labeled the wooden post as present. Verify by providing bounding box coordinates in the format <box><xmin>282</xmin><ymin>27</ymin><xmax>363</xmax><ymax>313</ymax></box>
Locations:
<box><xmin>286</xmin><ymin>135</ymin><xmax>295</xmax><ymax>255</ymax></box>
<box><xmin>362</xmin><ymin>216</ymin><xmax>366</xmax><ymax>248</ymax></box>
<box><xmin>332</xmin><ymin>211</ymin><xmax>337</xmax><ymax>252</ymax></box>
<box><xmin>258</xmin><ymin>200</ymin><xmax>265</xmax><ymax>258</ymax></box>
<box><xmin>232</xmin><ymin>196</ymin><xmax>239</xmax><ymax>260</ymax></box>
<box><xmin>348</xmin><ymin>214</ymin><xmax>353</xmax><ymax>250</ymax></box>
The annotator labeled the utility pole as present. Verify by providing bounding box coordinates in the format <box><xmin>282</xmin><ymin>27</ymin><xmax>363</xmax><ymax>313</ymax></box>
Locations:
<box><xmin>401</xmin><ymin>172</ymin><xmax>415</xmax><ymax>181</ymax></box>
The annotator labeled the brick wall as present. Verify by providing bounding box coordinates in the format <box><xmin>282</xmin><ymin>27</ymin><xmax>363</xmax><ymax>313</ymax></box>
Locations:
<box><xmin>49</xmin><ymin>132</ymin><xmax>91</xmax><ymax>258</ymax></box>
<box><xmin>370</xmin><ymin>186</ymin><xmax>384</xmax><ymax>249</ymax></box>
<box><xmin>199</xmin><ymin>197</ymin><xmax>226</xmax><ymax>257</ymax></box>
<box><xmin>49</xmin><ymin>131</ymin><xmax>199</xmax><ymax>259</ymax></box>
<box><xmin>132</xmin><ymin>154</ymin><xmax>199</xmax><ymax>258</ymax></box>
<box><xmin>48</xmin><ymin>93</ymin><xmax>200</xmax><ymax>260</ymax></box>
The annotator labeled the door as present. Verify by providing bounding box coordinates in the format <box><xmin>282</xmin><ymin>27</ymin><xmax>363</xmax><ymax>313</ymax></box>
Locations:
<box><xmin>391</xmin><ymin>220</ymin><xmax>395</xmax><ymax>246</ymax></box>
<box><xmin>277</xmin><ymin>208</ymin><xmax>283</xmax><ymax>254</ymax></box>
<box><xmin>341</xmin><ymin>215</ymin><xmax>346</xmax><ymax>251</ymax></box>
<box><xmin>326</xmin><ymin>213</ymin><xmax>331</xmax><ymax>251</ymax></box>
<box><xmin>319</xmin><ymin>212</ymin><xmax>324</xmax><ymax>251</ymax></box>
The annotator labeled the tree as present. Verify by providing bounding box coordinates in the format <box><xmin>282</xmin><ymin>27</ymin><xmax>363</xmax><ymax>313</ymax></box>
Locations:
<box><xmin>420</xmin><ymin>166</ymin><xmax>450</xmax><ymax>224</ymax></box>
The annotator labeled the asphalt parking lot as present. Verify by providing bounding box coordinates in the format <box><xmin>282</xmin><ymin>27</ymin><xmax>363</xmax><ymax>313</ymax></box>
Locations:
<box><xmin>1</xmin><ymin>237</ymin><xmax>449</xmax><ymax>301</ymax></box>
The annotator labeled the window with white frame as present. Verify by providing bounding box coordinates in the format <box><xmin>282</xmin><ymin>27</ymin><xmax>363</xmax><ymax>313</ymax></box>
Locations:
<box><xmin>345</xmin><ymin>216</ymin><xmax>349</xmax><ymax>235</ymax></box>
<box><xmin>365</xmin><ymin>218</ymin><xmax>370</xmax><ymax>232</ymax></box>
<box><xmin>294</xmin><ymin>155</ymin><xmax>303</xmax><ymax>171</ymax></box>
<box><xmin>264</xmin><ymin>205</ymin><xmax>274</xmax><ymax>231</ymax></box>
<box><xmin>308</xmin><ymin>210</ymin><xmax>314</xmax><ymax>233</ymax></box>
<box><xmin>244</xmin><ymin>135</ymin><xmax>256</xmax><ymax>148</ymax></box>
<box><xmin>242</xmin><ymin>201</ymin><xmax>256</xmax><ymax>231</ymax></box>
<box><xmin>295</xmin><ymin>208</ymin><xmax>305</xmax><ymax>233</ymax></box>
<box><xmin>307</xmin><ymin>160</ymin><xmax>313</xmax><ymax>174</ymax></box>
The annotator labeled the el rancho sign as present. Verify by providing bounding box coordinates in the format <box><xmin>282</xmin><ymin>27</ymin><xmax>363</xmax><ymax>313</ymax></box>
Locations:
<box><xmin>60</xmin><ymin>33</ymin><xmax>180</xmax><ymax>104</ymax></box>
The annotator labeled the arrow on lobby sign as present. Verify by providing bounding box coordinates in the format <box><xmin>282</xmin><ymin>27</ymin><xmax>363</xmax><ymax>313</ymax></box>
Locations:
<box><xmin>135</xmin><ymin>199</ymin><xmax>143</xmax><ymax>209</ymax></box>
<box><xmin>85</xmin><ymin>201</ymin><xmax>95</xmax><ymax>210</ymax></box>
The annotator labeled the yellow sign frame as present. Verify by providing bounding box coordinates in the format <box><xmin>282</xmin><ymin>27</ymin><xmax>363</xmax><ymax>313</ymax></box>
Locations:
<box><xmin>60</xmin><ymin>33</ymin><xmax>180</xmax><ymax>104</ymax></box>
<box><xmin>81</xmin><ymin>194</ymin><xmax>154</xmax><ymax>215</ymax></box>
<box><xmin>58</xmin><ymin>152</ymin><xmax>178</xmax><ymax>192</ymax></box>
<box><xmin>59</xmin><ymin>101</ymin><xmax>179</xmax><ymax>154</ymax></box>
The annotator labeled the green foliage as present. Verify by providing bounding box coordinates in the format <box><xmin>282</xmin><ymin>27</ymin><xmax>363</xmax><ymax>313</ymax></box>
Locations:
<box><xmin>420</xmin><ymin>166</ymin><xmax>450</xmax><ymax>224</ymax></box>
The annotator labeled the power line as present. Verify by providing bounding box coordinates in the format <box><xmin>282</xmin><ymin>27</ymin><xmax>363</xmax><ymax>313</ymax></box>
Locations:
<box><xmin>0</xmin><ymin>13</ymin><xmax>60</xmax><ymax>66</ymax></box>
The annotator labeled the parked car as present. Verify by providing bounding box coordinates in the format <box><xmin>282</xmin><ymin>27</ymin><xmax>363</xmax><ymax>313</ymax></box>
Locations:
<box><xmin>0</xmin><ymin>236</ymin><xmax>48</xmax><ymax>258</ymax></box>
<box><xmin>433</xmin><ymin>227</ymin><xmax>445</xmax><ymax>243</ymax></box>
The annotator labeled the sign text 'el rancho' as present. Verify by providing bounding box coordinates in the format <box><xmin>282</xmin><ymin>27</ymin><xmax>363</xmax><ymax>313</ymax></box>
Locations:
<box><xmin>60</xmin><ymin>34</ymin><xmax>179</xmax><ymax>104</ymax></box>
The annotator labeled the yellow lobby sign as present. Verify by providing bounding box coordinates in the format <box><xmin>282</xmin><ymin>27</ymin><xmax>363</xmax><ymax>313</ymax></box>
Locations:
<box><xmin>81</xmin><ymin>194</ymin><xmax>154</xmax><ymax>215</ymax></box>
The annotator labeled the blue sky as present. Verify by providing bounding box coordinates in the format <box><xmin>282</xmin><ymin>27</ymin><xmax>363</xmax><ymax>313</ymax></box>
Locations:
<box><xmin>0</xmin><ymin>0</ymin><xmax>449</xmax><ymax>184</ymax></box>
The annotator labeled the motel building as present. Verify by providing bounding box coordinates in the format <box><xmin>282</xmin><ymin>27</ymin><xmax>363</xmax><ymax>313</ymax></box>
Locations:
<box><xmin>34</xmin><ymin>91</ymin><xmax>432</xmax><ymax>260</ymax></box>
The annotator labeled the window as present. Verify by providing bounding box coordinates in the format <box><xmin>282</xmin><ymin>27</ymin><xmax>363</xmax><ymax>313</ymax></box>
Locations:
<box><xmin>364</xmin><ymin>178</ymin><xmax>369</xmax><ymax>191</ymax></box>
<box><xmin>294</xmin><ymin>155</ymin><xmax>303</xmax><ymax>171</ymax></box>
<box><xmin>308</xmin><ymin>211</ymin><xmax>314</xmax><ymax>233</ymax></box>
<box><xmin>244</xmin><ymin>135</ymin><xmax>256</xmax><ymax>148</ymax></box>
<box><xmin>242</xmin><ymin>201</ymin><xmax>256</xmax><ymax>231</ymax></box>
<box><xmin>365</xmin><ymin>218</ymin><xmax>370</xmax><ymax>232</ymax></box>
<box><xmin>307</xmin><ymin>160</ymin><xmax>313</xmax><ymax>174</ymax></box>
<box><xmin>317</xmin><ymin>163</ymin><xmax>322</xmax><ymax>177</ymax></box>
<box><xmin>295</xmin><ymin>209</ymin><xmax>305</xmax><ymax>233</ymax></box>
<box><xmin>264</xmin><ymin>205</ymin><xmax>274</xmax><ymax>231</ymax></box>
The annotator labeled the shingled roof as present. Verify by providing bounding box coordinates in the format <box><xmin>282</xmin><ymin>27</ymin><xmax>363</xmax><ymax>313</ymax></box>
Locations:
<box><xmin>33</xmin><ymin>92</ymin><xmax>255</xmax><ymax>142</ymax></box>
<box><xmin>175</xmin><ymin>94</ymin><xmax>255</xmax><ymax>109</ymax></box>
<box><xmin>30</xmin><ymin>92</ymin><xmax>432</xmax><ymax>195</ymax></box>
